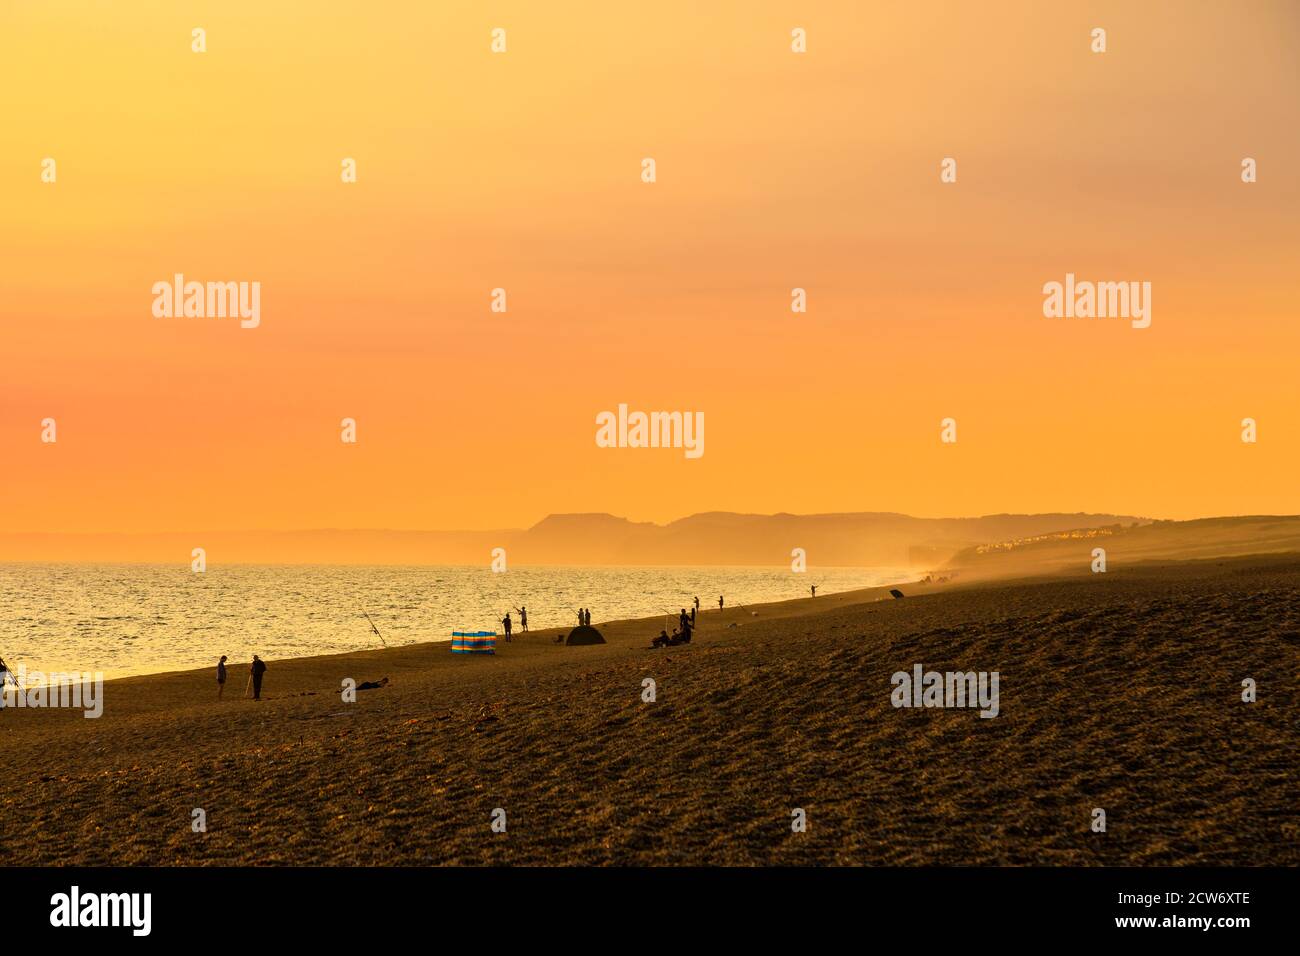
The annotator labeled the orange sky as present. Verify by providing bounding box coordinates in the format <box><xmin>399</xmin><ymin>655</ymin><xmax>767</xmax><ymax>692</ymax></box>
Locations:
<box><xmin>2</xmin><ymin>0</ymin><xmax>1298</xmax><ymax>540</ymax></box>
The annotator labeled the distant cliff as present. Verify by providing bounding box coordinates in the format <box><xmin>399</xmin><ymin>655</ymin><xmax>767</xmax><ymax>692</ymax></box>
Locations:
<box><xmin>0</xmin><ymin>511</ymin><xmax>1148</xmax><ymax>566</ymax></box>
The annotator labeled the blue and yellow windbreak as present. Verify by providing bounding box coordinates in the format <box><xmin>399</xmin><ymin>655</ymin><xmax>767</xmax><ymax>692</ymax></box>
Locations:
<box><xmin>451</xmin><ymin>632</ymin><xmax>496</xmax><ymax>655</ymax></box>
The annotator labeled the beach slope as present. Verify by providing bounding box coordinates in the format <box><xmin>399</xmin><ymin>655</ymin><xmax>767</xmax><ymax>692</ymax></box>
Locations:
<box><xmin>2</xmin><ymin>554</ymin><xmax>1296</xmax><ymax>865</ymax></box>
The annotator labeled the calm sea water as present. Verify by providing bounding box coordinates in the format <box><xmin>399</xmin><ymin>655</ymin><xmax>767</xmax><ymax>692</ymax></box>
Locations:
<box><xmin>1</xmin><ymin>564</ymin><xmax>907</xmax><ymax>679</ymax></box>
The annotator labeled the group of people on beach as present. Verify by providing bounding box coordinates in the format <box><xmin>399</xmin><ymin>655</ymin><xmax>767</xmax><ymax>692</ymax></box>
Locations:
<box><xmin>501</xmin><ymin>606</ymin><xmax>527</xmax><ymax>641</ymax></box>
<box><xmin>215</xmin><ymin>654</ymin><xmax>268</xmax><ymax>700</ymax></box>
<box><xmin>498</xmin><ymin>595</ymin><xmax>744</xmax><ymax>647</ymax></box>
<box><xmin>653</xmin><ymin>605</ymin><xmax>699</xmax><ymax>648</ymax></box>
<box><xmin>502</xmin><ymin>605</ymin><xmax>598</xmax><ymax>641</ymax></box>
<box><xmin>16</xmin><ymin>582</ymin><xmax>812</xmax><ymax>711</ymax></box>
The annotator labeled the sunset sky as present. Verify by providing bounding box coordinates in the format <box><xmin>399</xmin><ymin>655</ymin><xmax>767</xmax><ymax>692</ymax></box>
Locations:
<box><xmin>3</xmin><ymin>0</ymin><xmax>1298</xmax><ymax>544</ymax></box>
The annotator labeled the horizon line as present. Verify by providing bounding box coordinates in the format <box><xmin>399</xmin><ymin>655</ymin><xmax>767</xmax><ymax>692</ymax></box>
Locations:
<box><xmin>11</xmin><ymin>510</ymin><xmax>1300</xmax><ymax>538</ymax></box>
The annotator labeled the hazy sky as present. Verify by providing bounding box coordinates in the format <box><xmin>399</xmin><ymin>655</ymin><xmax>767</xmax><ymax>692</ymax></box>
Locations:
<box><xmin>3</xmin><ymin>1</ymin><xmax>1298</xmax><ymax>535</ymax></box>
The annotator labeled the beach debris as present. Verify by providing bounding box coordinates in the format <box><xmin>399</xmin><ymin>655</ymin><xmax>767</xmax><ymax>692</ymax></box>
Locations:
<box><xmin>890</xmin><ymin>589</ymin><xmax>905</xmax><ymax>599</ymax></box>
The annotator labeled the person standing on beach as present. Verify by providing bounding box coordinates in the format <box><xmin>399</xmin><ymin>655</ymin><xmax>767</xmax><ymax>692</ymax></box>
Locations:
<box><xmin>503</xmin><ymin>612</ymin><xmax>513</xmax><ymax>642</ymax></box>
<box><xmin>694</xmin><ymin>596</ymin><xmax>700</xmax><ymax>613</ymax></box>
<box><xmin>217</xmin><ymin>655</ymin><xmax>227</xmax><ymax>699</ymax></box>
<box><xmin>679</xmin><ymin>608</ymin><xmax>689</xmax><ymax>633</ymax></box>
<box><xmin>718</xmin><ymin>595</ymin><xmax>724</xmax><ymax>611</ymax></box>
<box><xmin>585</xmin><ymin>608</ymin><xmax>592</xmax><ymax>626</ymax></box>
<box><xmin>249</xmin><ymin>655</ymin><xmax>267</xmax><ymax>701</ymax></box>
<box><xmin>515</xmin><ymin>606</ymin><xmax>528</xmax><ymax>632</ymax></box>
<box><xmin>577</xmin><ymin>608</ymin><xmax>584</xmax><ymax>627</ymax></box>
<box><xmin>690</xmin><ymin>606</ymin><xmax>696</xmax><ymax>629</ymax></box>
<box><xmin>810</xmin><ymin>584</ymin><xmax>817</xmax><ymax>598</ymax></box>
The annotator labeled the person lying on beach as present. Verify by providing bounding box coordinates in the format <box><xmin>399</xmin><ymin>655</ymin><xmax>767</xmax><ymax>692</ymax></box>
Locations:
<box><xmin>355</xmin><ymin>677</ymin><xmax>389</xmax><ymax>691</ymax></box>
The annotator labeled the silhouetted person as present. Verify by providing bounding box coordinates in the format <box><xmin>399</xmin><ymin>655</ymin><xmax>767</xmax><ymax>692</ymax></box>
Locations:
<box><xmin>694</xmin><ymin>596</ymin><xmax>700</xmax><ymax>613</ymax></box>
<box><xmin>652</xmin><ymin>624</ymin><xmax>691</xmax><ymax>648</ymax></box>
<box><xmin>690</xmin><ymin>607</ymin><xmax>696</xmax><ymax>628</ymax></box>
<box><xmin>217</xmin><ymin>655</ymin><xmax>227</xmax><ymax>699</ymax></box>
<box><xmin>503</xmin><ymin>612</ymin><xmax>513</xmax><ymax>642</ymax></box>
<box><xmin>718</xmin><ymin>595</ymin><xmax>724</xmax><ymax>611</ymax></box>
<box><xmin>577</xmin><ymin>608</ymin><xmax>585</xmax><ymax>627</ymax></box>
<box><xmin>584</xmin><ymin>608</ymin><xmax>592</xmax><ymax>626</ymax></box>
<box><xmin>811</xmin><ymin>584</ymin><xmax>817</xmax><ymax>598</ymax></box>
<box><xmin>515</xmin><ymin>606</ymin><xmax>528</xmax><ymax>632</ymax></box>
<box><xmin>249</xmin><ymin>655</ymin><xmax>267</xmax><ymax>700</ymax></box>
<box><xmin>679</xmin><ymin>608</ymin><xmax>689</xmax><ymax>633</ymax></box>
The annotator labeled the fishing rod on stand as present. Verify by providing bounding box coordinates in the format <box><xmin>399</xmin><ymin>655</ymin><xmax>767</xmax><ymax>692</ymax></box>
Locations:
<box><xmin>362</xmin><ymin>608</ymin><xmax>387</xmax><ymax>647</ymax></box>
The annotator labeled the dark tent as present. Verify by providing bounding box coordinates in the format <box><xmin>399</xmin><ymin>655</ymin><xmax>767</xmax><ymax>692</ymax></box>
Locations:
<box><xmin>889</xmin><ymin>589</ymin><xmax>905</xmax><ymax>599</ymax></box>
<box><xmin>565</xmin><ymin>625</ymin><xmax>606</xmax><ymax>646</ymax></box>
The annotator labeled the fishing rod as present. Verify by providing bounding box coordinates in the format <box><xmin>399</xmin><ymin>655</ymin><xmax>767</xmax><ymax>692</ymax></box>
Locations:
<box><xmin>0</xmin><ymin>659</ymin><xmax>22</xmax><ymax>696</ymax></box>
<box><xmin>362</xmin><ymin>608</ymin><xmax>387</xmax><ymax>647</ymax></box>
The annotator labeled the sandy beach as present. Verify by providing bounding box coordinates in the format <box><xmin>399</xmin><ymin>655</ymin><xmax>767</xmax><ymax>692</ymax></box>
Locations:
<box><xmin>3</xmin><ymin>550</ymin><xmax>1296</xmax><ymax>867</ymax></box>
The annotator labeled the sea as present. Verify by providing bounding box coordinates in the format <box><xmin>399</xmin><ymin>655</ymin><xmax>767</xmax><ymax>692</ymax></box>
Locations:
<box><xmin>1</xmin><ymin>563</ymin><xmax>909</xmax><ymax>679</ymax></box>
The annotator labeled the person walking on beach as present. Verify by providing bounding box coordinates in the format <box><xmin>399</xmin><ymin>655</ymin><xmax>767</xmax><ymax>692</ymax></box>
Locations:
<box><xmin>515</xmin><ymin>606</ymin><xmax>528</xmax><ymax>632</ymax></box>
<box><xmin>249</xmin><ymin>655</ymin><xmax>267</xmax><ymax>701</ymax></box>
<box><xmin>217</xmin><ymin>655</ymin><xmax>228</xmax><ymax>699</ymax></box>
<box><xmin>502</xmin><ymin>612</ymin><xmax>513</xmax><ymax>642</ymax></box>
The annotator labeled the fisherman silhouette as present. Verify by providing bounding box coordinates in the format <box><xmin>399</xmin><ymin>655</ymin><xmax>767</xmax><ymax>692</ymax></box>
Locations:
<box><xmin>249</xmin><ymin>655</ymin><xmax>268</xmax><ymax>700</ymax></box>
